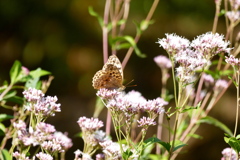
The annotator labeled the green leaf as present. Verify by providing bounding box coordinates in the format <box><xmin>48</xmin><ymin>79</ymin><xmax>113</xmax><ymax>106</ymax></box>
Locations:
<box><xmin>140</xmin><ymin>20</ymin><xmax>154</xmax><ymax>31</ymax></box>
<box><xmin>236</xmin><ymin>134</ymin><xmax>240</xmax><ymax>139</ymax></box>
<box><xmin>0</xmin><ymin>114</ymin><xmax>13</xmax><ymax>122</ymax></box>
<box><xmin>198</xmin><ymin>116</ymin><xmax>233</xmax><ymax>136</ymax></box>
<box><xmin>2</xmin><ymin>90</ymin><xmax>17</xmax><ymax>100</ymax></box>
<box><xmin>29</xmin><ymin>68</ymin><xmax>51</xmax><ymax>78</ymax></box>
<box><xmin>0</xmin><ymin>123</ymin><xmax>6</xmax><ymax>136</ymax></box>
<box><xmin>7</xmin><ymin>96</ymin><xmax>24</xmax><ymax>105</ymax></box>
<box><xmin>224</xmin><ymin>136</ymin><xmax>240</xmax><ymax>155</ymax></box>
<box><xmin>122</xmin><ymin>148</ymin><xmax>133</xmax><ymax>159</ymax></box>
<box><xmin>111</xmin><ymin>36</ymin><xmax>146</xmax><ymax>58</ymax></box>
<box><xmin>173</xmin><ymin>143</ymin><xmax>187</xmax><ymax>152</ymax></box>
<box><xmin>188</xmin><ymin>133</ymin><xmax>202</xmax><ymax>139</ymax></box>
<box><xmin>25</xmin><ymin>68</ymin><xmax>51</xmax><ymax>89</ymax></box>
<box><xmin>10</xmin><ymin>60</ymin><xmax>22</xmax><ymax>85</ymax></box>
<box><xmin>88</xmin><ymin>6</ymin><xmax>104</xmax><ymax>27</ymax></box>
<box><xmin>181</xmin><ymin>105</ymin><xmax>199</xmax><ymax>113</ymax></box>
<box><xmin>219</xmin><ymin>9</ymin><xmax>226</xmax><ymax>16</ymax></box>
<box><xmin>144</xmin><ymin>137</ymin><xmax>171</xmax><ymax>152</ymax></box>
<box><xmin>0</xmin><ymin>149</ymin><xmax>12</xmax><ymax>160</ymax></box>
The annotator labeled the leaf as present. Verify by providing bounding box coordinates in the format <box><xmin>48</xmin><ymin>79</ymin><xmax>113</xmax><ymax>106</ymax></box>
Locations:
<box><xmin>122</xmin><ymin>149</ymin><xmax>133</xmax><ymax>159</ymax></box>
<box><xmin>2</xmin><ymin>90</ymin><xmax>17</xmax><ymax>100</ymax></box>
<box><xmin>144</xmin><ymin>137</ymin><xmax>171</xmax><ymax>152</ymax></box>
<box><xmin>219</xmin><ymin>9</ymin><xmax>226</xmax><ymax>16</ymax></box>
<box><xmin>181</xmin><ymin>105</ymin><xmax>199</xmax><ymax>113</ymax></box>
<box><xmin>0</xmin><ymin>114</ymin><xmax>13</xmax><ymax>122</ymax></box>
<box><xmin>29</xmin><ymin>68</ymin><xmax>51</xmax><ymax>78</ymax></box>
<box><xmin>140</xmin><ymin>20</ymin><xmax>154</xmax><ymax>31</ymax></box>
<box><xmin>25</xmin><ymin>68</ymin><xmax>51</xmax><ymax>89</ymax></box>
<box><xmin>188</xmin><ymin>133</ymin><xmax>202</xmax><ymax>139</ymax></box>
<box><xmin>198</xmin><ymin>116</ymin><xmax>233</xmax><ymax>136</ymax></box>
<box><xmin>111</xmin><ymin>36</ymin><xmax>146</xmax><ymax>58</ymax></box>
<box><xmin>0</xmin><ymin>149</ymin><xmax>12</xmax><ymax>160</ymax></box>
<box><xmin>0</xmin><ymin>123</ymin><xmax>6</xmax><ymax>136</ymax></box>
<box><xmin>88</xmin><ymin>6</ymin><xmax>104</xmax><ymax>27</ymax></box>
<box><xmin>224</xmin><ymin>136</ymin><xmax>240</xmax><ymax>155</ymax></box>
<box><xmin>173</xmin><ymin>143</ymin><xmax>187</xmax><ymax>152</ymax></box>
<box><xmin>10</xmin><ymin>60</ymin><xmax>22</xmax><ymax>85</ymax></box>
<box><xmin>6</xmin><ymin>96</ymin><xmax>24</xmax><ymax>105</ymax></box>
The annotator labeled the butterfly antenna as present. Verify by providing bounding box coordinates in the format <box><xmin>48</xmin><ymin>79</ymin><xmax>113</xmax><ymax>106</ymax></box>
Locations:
<box><xmin>125</xmin><ymin>79</ymin><xmax>137</xmax><ymax>88</ymax></box>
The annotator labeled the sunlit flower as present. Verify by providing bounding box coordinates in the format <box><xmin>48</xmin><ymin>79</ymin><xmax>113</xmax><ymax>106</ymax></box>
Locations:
<box><xmin>137</xmin><ymin>117</ymin><xmax>156</xmax><ymax>128</ymax></box>
<box><xmin>77</xmin><ymin>117</ymin><xmax>104</xmax><ymax>132</ymax></box>
<box><xmin>35</xmin><ymin>152</ymin><xmax>53</xmax><ymax>160</ymax></box>
<box><xmin>23</xmin><ymin>88</ymin><xmax>44</xmax><ymax>102</ymax></box>
<box><xmin>225</xmin><ymin>55</ymin><xmax>240</xmax><ymax>70</ymax></box>
<box><xmin>96</xmin><ymin>88</ymin><xmax>121</xmax><ymax>100</ymax></box>
<box><xmin>191</xmin><ymin>32</ymin><xmax>231</xmax><ymax>60</ymax></box>
<box><xmin>23</xmin><ymin>88</ymin><xmax>61</xmax><ymax>117</ymax></box>
<box><xmin>100</xmin><ymin>140</ymin><xmax>122</xmax><ymax>159</ymax></box>
<box><xmin>157</xmin><ymin>33</ymin><xmax>190</xmax><ymax>57</ymax></box>
<box><xmin>74</xmin><ymin>149</ymin><xmax>93</xmax><ymax>160</ymax></box>
<box><xmin>96</xmin><ymin>154</ymin><xmax>105</xmax><ymax>160</ymax></box>
<box><xmin>13</xmin><ymin>151</ymin><xmax>30</xmax><ymax>160</ymax></box>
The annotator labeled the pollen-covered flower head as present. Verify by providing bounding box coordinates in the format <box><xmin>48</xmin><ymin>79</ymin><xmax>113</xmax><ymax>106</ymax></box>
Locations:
<box><xmin>137</xmin><ymin>117</ymin><xmax>156</xmax><ymax>128</ymax></box>
<box><xmin>77</xmin><ymin>117</ymin><xmax>104</xmax><ymax>132</ymax></box>
<box><xmin>100</xmin><ymin>140</ymin><xmax>122</xmax><ymax>159</ymax></box>
<box><xmin>35</xmin><ymin>152</ymin><xmax>53</xmax><ymax>160</ymax></box>
<box><xmin>157</xmin><ymin>33</ymin><xmax>190</xmax><ymax>57</ymax></box>
<box><xmin>106</xmin><ymin>90</ymin><xmax>146</xmax><ymax>115</ymax></box>
<box><xmin>96</xmin><ymin>88</ymin><xmax>121</xmax><ymax>100</ymax></box>
<box><xmin>191</xmin><ymin>32</ymin><xmax>231</xmax><ymax>60</ymax></box>
<box><xmin>23</xmin><ymin>88</ymin><xmax>61</xmax><ymax>117</ymax></box>
<box><xmin>23</xmin><ymin>87</ymin><xmax>44</xmax><ymax>102</ymax></box>
<box><xmin>225</xmin><ymin>55</ymin><xmax>240</xmax><ymax>70</ymax></box>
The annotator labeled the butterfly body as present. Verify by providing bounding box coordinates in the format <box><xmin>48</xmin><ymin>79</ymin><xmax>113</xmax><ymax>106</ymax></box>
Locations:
<box><xmin>92</xmin><ymin>55</ymin><xmax>125</xmax><ymax>90</ymax></box>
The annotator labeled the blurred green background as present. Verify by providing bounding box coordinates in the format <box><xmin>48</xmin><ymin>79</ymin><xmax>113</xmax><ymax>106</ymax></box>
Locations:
<box><xmin>0</xmin><ymin>0</ymin><xmax>237</xmax><ymax>159</ymax></box>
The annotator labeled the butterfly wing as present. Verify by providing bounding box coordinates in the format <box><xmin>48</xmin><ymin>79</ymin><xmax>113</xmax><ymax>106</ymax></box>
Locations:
<box><xmin>102</xmin><ymin>55</ymin><xmax>124</xmax><ymax>80</ymax></box>
<box><xmin>92</xmin><ymin>55</ymin><xmax>125</xmax><ymax>90</ymax></box>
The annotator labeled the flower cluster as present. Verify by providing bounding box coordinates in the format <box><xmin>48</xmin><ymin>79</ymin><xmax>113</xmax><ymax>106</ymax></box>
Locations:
<box><xmin>157</xmin><ymin>32</ymin><xmax>231</xmax><ymax>85</ymax></box>
<box><xmin>13</xmin><ymin>121</ymin><xmax>72</xmax><ymax>153</ymax></box>
<box><xmin>157</xmin><ymin>33</ymin><xmax>190</xmax><ymax>57</ymax></box>
<box><xmin>229</xmin><ymin>0</ymin><xmax>240</xmax><ymax>10</ymax></box>
<box><xmin>226</xmin><ymin>55</ymin><xmax>240</xmax><ymax>71</ymax></box>
<box><xmin>191</xmin><ymin>32</ymin><xmax>231</xmax><ymax>60</ymax></box>
<box><xmin>23</xmin><ymin>88</ymin><xmax>61</xmax><ymax>117</ymax></box>
<box><xmin>77</xmin><ymin>117</ymin><xmax>104</xmax><ymax>132</ymax></box>
<box><xmin>221</xmin><ymin>148</ymin><xmax>237</xmax><ymax>160</ymax></box>
<box><xmin>226</xmin><ymin>11</ymin><xmax>240</xmax><ymax>22</ymax></box>
<box><xmin>99</xmin><ymin>140</ymin><xmax>122</xmax><ymax>159</ymax></box>
<box><xmin>97</xmin><ymin>89</ymin><xmax>166</xmax><ymax>132</ymax></box>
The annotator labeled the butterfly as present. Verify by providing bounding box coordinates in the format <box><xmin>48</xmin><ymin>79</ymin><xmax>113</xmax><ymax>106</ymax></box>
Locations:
<box><xmin>92</xmin><ymin>55</ymin><xmax>125</xmax><ymax>90</ymax></box>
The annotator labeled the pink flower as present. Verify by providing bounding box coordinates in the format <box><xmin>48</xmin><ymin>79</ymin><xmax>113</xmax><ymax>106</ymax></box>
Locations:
<box><xmin>77</xmin><ymin>117</ymin><xmax>104</xmax><ymax>132</ymax></box>
<box><xmin>157</xmin><ymin>33</ymin><xmax>190</xmax><ymax>57</ymax></box>
<box><xmin>154</xmin><ymin>55</ymin><xmax>172</xmax><ymax>69</ymax></box>
<box><xmin>137</xmin><ymin>117</ymin><xmax>156</xmax><ymax>127</ymax></box>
